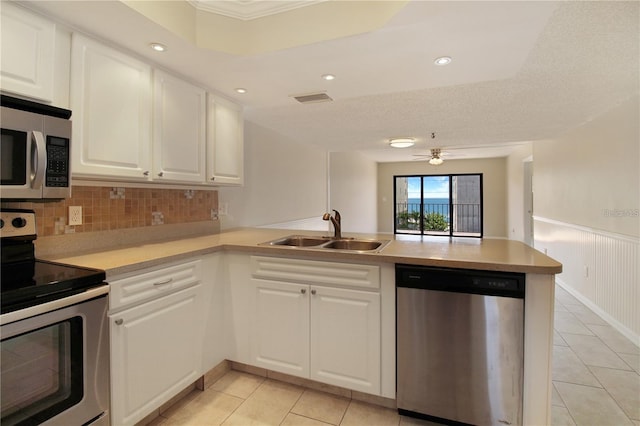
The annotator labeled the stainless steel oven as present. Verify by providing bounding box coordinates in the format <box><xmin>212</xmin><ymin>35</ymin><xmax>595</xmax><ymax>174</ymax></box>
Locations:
<box><xmin>1</xmin><ymin>209</ymin><xmax>109</xmax><ymax>425</ymax></box>
<box><xmin>0</xmin><ymin>95</ymin><xmax>72</xmax><ymax>200</ymax></box>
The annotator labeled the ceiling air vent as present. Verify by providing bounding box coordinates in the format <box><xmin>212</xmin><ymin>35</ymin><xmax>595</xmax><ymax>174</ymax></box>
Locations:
<box><xmin>291</xmin><ymin>92</ymin><xmax>333</xmax><ymax>104</ymax></box>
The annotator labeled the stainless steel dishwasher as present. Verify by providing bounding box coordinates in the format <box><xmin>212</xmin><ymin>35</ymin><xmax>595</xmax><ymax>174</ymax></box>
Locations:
<box><xmin>396</xmin><ymin>264</ymin><xmax>525</xmax><ymax>426</ymax></box>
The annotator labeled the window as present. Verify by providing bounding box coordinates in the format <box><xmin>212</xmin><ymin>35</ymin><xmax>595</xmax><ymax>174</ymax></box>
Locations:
<box><xmin>394</xmin><ymin>174</ymin><xmax>483</xmax><ymax>237</ymax></box>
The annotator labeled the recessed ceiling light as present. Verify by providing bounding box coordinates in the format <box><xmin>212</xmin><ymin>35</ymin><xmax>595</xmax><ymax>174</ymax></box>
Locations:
<box><xmin>322</xmin><ymin>74</ymin><xmax>336</xmax><ymax>81</ymax></box>
<box><xmin>150</xmin><ymin>43</ymin><xmax>167</xmax><ymax>52</ymax></box>
<box><xmin>235</xmin><ymin>88</ymin><xmax>247</xmax><ymax>94</ymax></box>
<box><xmin>389</xmin><ymin>138</ymin><xmax>415</xmax><ymax>148</ymax></box>
<box><xmin>434</xmin><ymin>56</ymin><xmax>452</xmax><ymax>66</ymax></box>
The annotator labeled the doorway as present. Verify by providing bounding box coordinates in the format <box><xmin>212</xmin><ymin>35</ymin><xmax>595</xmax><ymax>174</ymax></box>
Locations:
<box><xmin>523</xmin><ymin>159</ymin><xmax>534</xmax><ymax>246</ymax></box>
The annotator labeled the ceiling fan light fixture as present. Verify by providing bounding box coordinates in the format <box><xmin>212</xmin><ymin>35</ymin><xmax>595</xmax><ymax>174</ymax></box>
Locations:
<box><xmin>389</xmin><ymin>137</ymin><xmax>415</xmax><ymax>148</ymax></box>
<box><xmin>428</xmin><ymin>148</ymin><xmax>443</xmax><ymax>165</ymax></box>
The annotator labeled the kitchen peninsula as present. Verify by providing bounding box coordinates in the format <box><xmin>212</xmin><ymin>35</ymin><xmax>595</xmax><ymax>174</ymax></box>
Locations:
<box><xmin>41</xmin><ymin>227</ymin><xmax>561</xmax><ymax>426</ymax></box>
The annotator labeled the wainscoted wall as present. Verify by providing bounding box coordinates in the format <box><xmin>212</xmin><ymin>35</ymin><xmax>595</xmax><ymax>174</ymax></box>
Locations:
<box><xmin>1</xmin><ymin>186</ymin><xmax>218</xmax><ymax>237</ymax></box>
<box><xmin>534</xmin><ymin>217</ymin><xmax>639</xmax><ymax>342</ymax></box>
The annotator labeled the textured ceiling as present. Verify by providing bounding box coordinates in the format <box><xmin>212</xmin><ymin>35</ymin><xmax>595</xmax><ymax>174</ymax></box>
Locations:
<box><xmin>21</xmin><ymin>0</ymin><xmax>640</xmax><ymax>162</ymax></box>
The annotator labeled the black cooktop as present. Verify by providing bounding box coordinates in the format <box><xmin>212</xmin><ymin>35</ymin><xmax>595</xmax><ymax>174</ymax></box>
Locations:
<box><xmin>0</xmin><ymin>209</ymin><xmax>107</xmax><ymax>314</ymax></box>
<box><xmin>1</xmin><ymin>259</ymin><xmax>106</xmax><ymax>314</ymax></box>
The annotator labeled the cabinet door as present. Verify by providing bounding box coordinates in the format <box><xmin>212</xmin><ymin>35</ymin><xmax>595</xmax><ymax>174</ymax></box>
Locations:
<box><xmin>310</xmin><ymin>286</ymin><xmax>381</xmax><ymax>394</ymax></box>
<box><xmin>0</xmin><ymin>2</ymin><xmax>55</xmax><ymax>102</ymax></box>
<box><xmin>110</xmin><ymin>285</ymin><xmax>203</xmax><ymax>426</ymax></box>
<box><xmin>206</xmin><ymin>94</ymin><xmax>244</xmax><ymax>185</ymax></box>
<box><xmin>251</xmin><ymin>279</ymin><xmax>309</xmax><ymax>377</ymax></box>
<box><xmin>153</xmin><ymin>70</ymin><xmax>206</xmax><ymax>183</ymax></box>
<box><xmin>70</xmin><ymin>33</ymin><xmax>152</xmax><ymax>179</ymax></box>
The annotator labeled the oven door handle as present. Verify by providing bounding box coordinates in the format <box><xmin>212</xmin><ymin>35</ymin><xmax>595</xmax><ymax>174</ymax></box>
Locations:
<box><xmin>31</xmin><ymin>130</ymin><xmax>46</xmax><ymax>190</ymax></box>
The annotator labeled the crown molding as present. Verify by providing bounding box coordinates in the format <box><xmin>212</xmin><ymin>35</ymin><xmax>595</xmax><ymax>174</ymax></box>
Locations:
<box><xmin>187</xmin><ymin>0</ymin><xmax>326</xmax><ymax>20</ymax></box>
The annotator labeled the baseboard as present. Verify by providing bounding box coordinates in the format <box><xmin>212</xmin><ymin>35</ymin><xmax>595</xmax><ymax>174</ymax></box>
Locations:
<box><xmin>556</xmin><ymin>278</ymin><xmax>639</xmax><ymax>346</ymax></box>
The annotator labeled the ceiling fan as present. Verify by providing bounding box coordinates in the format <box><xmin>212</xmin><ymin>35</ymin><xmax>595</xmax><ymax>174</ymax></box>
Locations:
<box><xmin>409</xmin><ymin>132</ymin><xmax>460</xmax><ymax>165</ymax></box>
<box><xmin>411</xmin><ymin>137</ymin><xmax>527</xmax><ymax>165</ymax></box>
<box><xmin>412</xmin><ymin>148</ymin><xmax>449</xmax><ymax>165</ymax></box>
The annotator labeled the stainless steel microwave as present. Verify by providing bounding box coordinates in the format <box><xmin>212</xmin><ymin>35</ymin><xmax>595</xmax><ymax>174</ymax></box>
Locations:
<box><xmin>1</xmin><ymin>95</ymin><xmax>72</xmax><ymax>200</ymax></box>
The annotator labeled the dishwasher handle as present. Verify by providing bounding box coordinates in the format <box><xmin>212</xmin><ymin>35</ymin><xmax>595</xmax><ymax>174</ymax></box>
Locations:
<box><xmin>396</xmin><ymin>265</ymin><xmax>525</xmax><ymax>299</ymax></box>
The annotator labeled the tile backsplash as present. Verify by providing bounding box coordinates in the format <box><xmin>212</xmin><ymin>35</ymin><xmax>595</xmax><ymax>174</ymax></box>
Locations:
<box><xmin>1</xmin><ymin>186</ymin><xmax>218</xmax><ymax>237</ymax></box>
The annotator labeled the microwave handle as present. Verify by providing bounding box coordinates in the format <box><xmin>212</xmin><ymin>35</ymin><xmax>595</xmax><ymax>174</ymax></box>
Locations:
<box><xmin>31</xmin><ymin>131</ymin><xmax>46</xmax><ymax>190</ymax></box>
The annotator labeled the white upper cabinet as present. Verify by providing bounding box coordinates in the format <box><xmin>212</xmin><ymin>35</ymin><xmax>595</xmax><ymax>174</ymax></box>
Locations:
<box><xmin>69</xmin><ymin>32</ymin><xmax>243</xmax><ymax>185</ymax></box>
<box><xmin>0</xmin><ymin>2</ymin><xmax>55</xmax><ymax>102</ymax></box>
<box><xmin>70</xmin><ymin>33</ymin><xmax>152</xmax><ymax>180</ymax></box>
<box><xmin>153</xmin><ymin>70</ymin><xmax>206</xmax><ymax>183</ymax></box>
<box><xmin>207</xmin><ymin>94</ymin><xmax>244</xmax><ymax>186</ymax></box>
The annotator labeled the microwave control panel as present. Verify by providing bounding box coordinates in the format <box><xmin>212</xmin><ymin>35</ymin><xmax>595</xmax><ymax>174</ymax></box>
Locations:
<box><xmin>46</xmin><ymin>136</ymin><xmax>70</xmax><ymax>187</ymax></box>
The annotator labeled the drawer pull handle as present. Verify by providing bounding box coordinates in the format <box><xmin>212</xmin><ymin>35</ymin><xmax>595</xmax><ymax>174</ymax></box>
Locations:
<box><xmin>311</xmin><ymin>289</ymin><xmax>317</xmax><ymax>295</ymax></box>
<box><xmin>115</xmin><ymin>319</ymin><xmax>124</xmax><ymax>325</ymax></box>
<box><xmin>154</xmin><ymin>278</ymin><xmax>173</xmax><ymax>286</ymax></box>
<box><xmin>300</xmin><ymin>288</ymin><xmax>306</xmax><ymax>294</ymax></box>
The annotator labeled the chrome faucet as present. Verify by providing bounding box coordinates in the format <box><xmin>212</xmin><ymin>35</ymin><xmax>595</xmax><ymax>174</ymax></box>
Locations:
<box><xmin>322</xmin><ymin>209</ymin><xmax>341</xmax><ymax>239</ymax></box>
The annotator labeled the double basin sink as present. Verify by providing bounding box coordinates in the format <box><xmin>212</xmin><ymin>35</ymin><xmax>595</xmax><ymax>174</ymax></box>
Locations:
<box><xmin>260</xmin><ymin>235</ymin><xmax>390</xmax><ymax>253</ymax></box>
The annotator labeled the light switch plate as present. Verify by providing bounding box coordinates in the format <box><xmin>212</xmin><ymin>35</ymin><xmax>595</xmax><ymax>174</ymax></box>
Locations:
<box><xmin>69</xmin><ymin>206</ymin><xmax>82</xmax><ymax>225</ymax></box>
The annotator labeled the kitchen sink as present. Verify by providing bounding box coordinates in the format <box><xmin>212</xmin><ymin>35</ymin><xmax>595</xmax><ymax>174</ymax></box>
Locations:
<box><xmin>267</xmin><ymin>235</ymin><xmax>329</xmax><ymax>247</ymax></box>
<box><xmin>260</xmin><ymin>235</ymin><xmax>389</xmax><ymax>252</ymax></box>
<box><xmin>322</xmin><ymin>239</ymin><xmax>383</xmax><ymax>251</ymax></box>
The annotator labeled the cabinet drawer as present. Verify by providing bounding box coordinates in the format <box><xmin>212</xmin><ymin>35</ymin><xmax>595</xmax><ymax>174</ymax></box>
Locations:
<box><xmin>109</xmin><ymin>260</ymin><xmax>202</xmax><ymax>310</ymax></box>
<box><xmin>251</xmin><ymin>256</ymin><xmax>380</xmax><ymax>290</ymax></box>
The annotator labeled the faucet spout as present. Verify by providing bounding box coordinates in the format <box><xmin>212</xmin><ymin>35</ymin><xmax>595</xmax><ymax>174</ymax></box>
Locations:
<box><xmin>322</xmin><ymin>210</ymin><xmax>342</xmax><ymax>239</ymax></box>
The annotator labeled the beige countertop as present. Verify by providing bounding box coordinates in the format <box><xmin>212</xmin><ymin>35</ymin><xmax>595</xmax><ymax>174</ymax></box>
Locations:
<box><xmin>42</xmin><ymin>228</ymin><xmax>562</xmax><ymax>278</ymax></box>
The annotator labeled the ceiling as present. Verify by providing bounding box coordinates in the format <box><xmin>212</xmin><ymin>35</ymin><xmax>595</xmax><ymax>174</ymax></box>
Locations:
<box><xmin>22</xmin><ymin>0</ymin><xmax>640</xmax><ymax>163</ymax></box>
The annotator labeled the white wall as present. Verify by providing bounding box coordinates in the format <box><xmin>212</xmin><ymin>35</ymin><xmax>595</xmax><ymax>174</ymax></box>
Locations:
<box><xmin>532</xmin><ymin>95</ymin><xmax>640</xmax><ymax>341</ymax></box>
<box><xmin>533</xmin><ymin>95</ymin><xmax>639</xmax><ymax>238</ymax></box>
<box><xmin>377</xmin><ymin>158</ymin><xmax>508</xmax><ymax>237</ymax></box>
<box><xmin>218</xmin><ymin>121</ymin><xmax>328</xmax><ymax>230</ymax></box>
<box><xmin>329</xmin><ymin>151</ymin><xmax>378</xmax><ymax>233</ymax></box>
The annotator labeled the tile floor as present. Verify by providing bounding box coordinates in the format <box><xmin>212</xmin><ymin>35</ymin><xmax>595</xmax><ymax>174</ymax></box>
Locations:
<box><xmin>149</xmin><ymin>284</ymin><xmax>639</xmax><ymax>426</ymax></box>
<box><xmin>551</xmin><ymin>286</ymin><xmax>639</xmax><ymax>425</ymax></box>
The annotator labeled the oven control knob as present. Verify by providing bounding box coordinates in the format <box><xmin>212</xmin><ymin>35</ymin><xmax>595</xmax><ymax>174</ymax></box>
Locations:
<box><xmin>12</xmin><ymin>217</ymin><xmax>27</xmax><ymax>228</ymax></box>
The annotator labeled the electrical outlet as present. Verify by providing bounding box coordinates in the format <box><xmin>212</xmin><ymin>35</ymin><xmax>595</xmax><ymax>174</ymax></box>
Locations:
<box><xmin>69</xmin><ymin>206</ymin><xmax>82</xmax><ymax>225</ymax></box>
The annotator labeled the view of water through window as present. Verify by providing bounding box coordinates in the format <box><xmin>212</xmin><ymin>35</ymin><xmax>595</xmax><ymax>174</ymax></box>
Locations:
<box><xmin>394</xmin><ymin>174</ymin><xmax>482</xmax><ymax>237</ymax></box>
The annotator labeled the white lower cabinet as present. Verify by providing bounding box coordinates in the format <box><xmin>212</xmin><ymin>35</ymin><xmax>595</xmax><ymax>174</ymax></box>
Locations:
<box><xmin>109</xmin><ymin>259</ymin><xmax>204</xmax><ymax>426</ymax></box>
<box><xmin>309</xmin><ymin>285</ymin><xmax>380</xmax><ymax>393</ymax></box>
<box><xmin>253</xmin><ymin>280</ymin><xmax>310</xmax><ymax>376</ymax></box>
<box><xmin>250</xmin><ymin>256</ymin><xmax>381</xmax><ymax>395</ymax></box>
